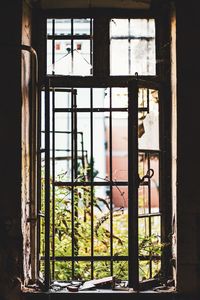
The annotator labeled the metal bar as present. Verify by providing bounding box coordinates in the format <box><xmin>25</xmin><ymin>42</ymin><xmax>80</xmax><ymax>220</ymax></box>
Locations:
<box><xmin>147</xmin><ymin>154</ymin><xmax>152</xmax><ymax>278</ymax></box>
<box><xmin>128</xmin><ymin>79</ymin><xmax>139</xmax><ymax>290</ymax></box>
<box><xmin>109</xmin><ymin>88</ymin><xmax>113</xmax><ymax>276</ymax></box>
<box><xmin>41</xmin><ymin>256</ymin><xmax>129</xmax><ymax>261</ymax></box>
<box><xmin>52</xmin><ymin>19</ymin><xmax>55</xmax><ymax>75</ymax></box>
<box><xmin>90</xmin><ymin>19</ymin><xmax>93</xmax><ymax>76</ymax></box>
<box><xmin>44</xmin><ymin>79</ymin><xmax>50</xmax><ymax>290</ymax></box>
<box><xmin>90</xmin><ymin>88</ymin><xmax>94</xmax><ymax>279</ymax></box>
<box><xmin>71</xmin><ymin>88</ymin><xmax>75</xmax><ymax>279</ymax></box>
<box><xmin>43</xmin><ymin>76</ymin><xmax>161</xmax><ymax>89</ymax></box>
<box><xmin>128</xmin><ymin>19</ymin><xmax>131</xmax><ymax>75</ymax></box>
<box><xmin>47</xmin><ymin>35</ymin><xmax>92</xmax><ymax>40</ymax></box>
<box><xmin>54</xmin><ymin>107</ymin><xmax>128</xmax><ymax>113</ymax></box>
<box><xmin>71</xmin><ymin>19</ymin><xmax>74</xmax><ymax>75</ymax></box>
<box><xmin>52</xmin><ymin>88</ymin><xmax>55</xmax><ymax>279</ymax></box>
<box><xmin>44</xmin><ymin>8</ymin><xmax>155</xmax><ymax>19</ymax></box>
<box><xmin>40</xmin><ymin>255</ymin><xmax>160</xmax><ymax>261</ymax></box>
<box><xmin>110</xmin><ymin>36</ymin><xmax>154</xmax><ymax>40</ymax></box>
<box><xmin>54</xmin><ymin>181</ymin><xmax>129</xmax><ymax>187</ymax></box>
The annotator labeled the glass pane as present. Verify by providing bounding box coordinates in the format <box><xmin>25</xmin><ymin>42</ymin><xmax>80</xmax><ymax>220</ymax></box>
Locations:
<box><xmin>54</xmin><ymin>262</ymin><xmax>72</xmax><ymax>281</ymax></box>
<box><xmin>54</xmin><ymin>187</ymin><xmax>72</xmax><ymax>256</ymax></box>
<box><xmin>110</xmin><ymin>19</ymin><xmax>128</xmax><ymax>36</ymax></box>
<box><xmin>150</xmin><ymin>154</ymin><xmax>159</xmax><ymax>212</ymax></box>
<box><xmin>130</xmin><ymin>19</ymin><xmax>155</xmax><ymax>37</ymax></box>
<box><xmin>73</xmin><ymin>40</ymin><xmax>92</xmax><ymax>75</ymax></box>
<box><xmin>93</xmin><ymin>261</ymin><xmax>111</xmax><ymax>279</ymax></box>
<box><xmin>47</xmin><ymin>40</ymin><xmax>53</xmax><ymax>74</ymax></box>
<box><xmin>76</xmin><ymin>112</ymin><xmax>91</xmax><ymax>181</ymax></box>
<box><xmin>55</xmin><ymin>19</ymin><xmax>71</xmax><ymax>35</ymax></box>
<box><xmin>113</xmin><ymin>185</ymin><xmax>128</xmax><ymax>209</ymax></box>
<box><xmin>112</xmin><ymin>188</ymin><xmax>128</xmax><ymax>255</ymax></box>
<box><xmin>47</xmin><ymin>19</ymin><xmax>53</xmax><ymax>35</ymax></box>
<box><xmin>55</xmin><ymin>90</ymin><xmax>72</xmax><ymax>108</ymax></box>
<box><xmin>138</xmin><ymin>185</ymin><xmax>149</xmax><ymax>215</ymax></box>
<box><xmin>74</xmin><ymin>19</ymin><xmax>91</xmax><ymax>35</ymax></box>
<box><xmin>76</xmin><ymin>88</ymin><xmax>90</xmax><ymax>108</ymax></box>
<box><xmin>138</xmin><ymin>89</ymin><xmax>159</xmax><ymax>150</ymax></box>
<box><xmin>139</xmin><ymin>217</ymin><xmax>149</xmax><ymax>240</ymax></box>
<box><xmin>74</xmin><ymin>261</ymin><xmax>91</xmax><ymax>281</ymax></box>
<box><xmin>93</xmin><ymin>186</ymin><xmax>110</xmax><ymax>256</ymax></box>
<box><xmin>151</xmin><ymin>216</ymin><xmax>161</xmax><ymax>237</ymax></box>
<box><xmin>93</xmin><ymin>112</ymin><xmax>108</xmax><ymax>182</ymax></box>
<box><xmin>139</xmin><ymin>260</ymin><xmax>150</xmax><ymax>281</ymax></box>
<box><xmin>74</xmin><ymin>186</ymin><xmax>91</xmax><ymax>256</ymax></box>
<box><xmin>131</xmin><ymin>39</ymin><xmax>156</xmax><ymax>75</ymax></box>
<box><xmin>110</xmin><ymin>40</ymin><xmax>129</xmax><ymax>75</ymax></box>
<box><xmin>93</xmin><ymin>88</ymin><xmax>109</xmax><ymax>109</ymax></box>
<box><xmin>110</xmin><ymin>18</ymin><xmax>156</xmax><ymax>76</ymax></box>
<box><xmin>152</xmin><ymin>260</ymin><xmax>161</xmax><ymax>278</ymax></box>
<box><xmin>112</xmin><ymin>112</ymin><xmax>128</xmax><ymax>181</ymax></box>
<box><xmin>113</xmin><ymin>261</ymin><xmax>128</xmax><ymax>281</ymax></box>
<box><xmin>112</xmin><ymin>88</ymin><xmax>128</xmax><ymax>108</ymax></box>
<box><xmin>54</xmin><ymin>40</ymin><xmax>72</xmax><ymax>75</ymax></box>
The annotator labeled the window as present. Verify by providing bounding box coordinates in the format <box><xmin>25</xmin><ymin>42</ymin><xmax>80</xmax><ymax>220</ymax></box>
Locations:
<box><xmin>36</xmin><ymin>12</ymin><xmax>172</xmax><ymax>292</ymax></box>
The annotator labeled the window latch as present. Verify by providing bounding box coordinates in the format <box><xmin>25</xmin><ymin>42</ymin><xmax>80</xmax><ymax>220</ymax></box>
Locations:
<box><xmin>137</xmin><ymin>168</ymin><xmax>154</xmax><ymax>187</ymax></box>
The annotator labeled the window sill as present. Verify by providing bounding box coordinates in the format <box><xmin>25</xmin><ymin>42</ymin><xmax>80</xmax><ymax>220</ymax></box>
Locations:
<box><xmin>22</xmin><ymin>286</ymin><xmax>177</xmax><ymax>300</ymax></box>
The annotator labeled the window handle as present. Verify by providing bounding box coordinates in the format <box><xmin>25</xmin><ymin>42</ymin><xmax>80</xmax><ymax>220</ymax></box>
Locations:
<box><xmin>138</xmin><ymin>168</ymin><xmax>154</xmax><ymax>187</ymax></box>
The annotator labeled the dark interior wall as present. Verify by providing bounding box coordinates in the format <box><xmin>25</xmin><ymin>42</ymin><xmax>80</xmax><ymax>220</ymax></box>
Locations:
<box><xmin>0</xmin><ymin>0</ymin><xmax>32</xmax><ymax>299</ymax></box>
<box><xmin>0</xmin><ymin>0</ymin><xmax>23</xmax><ymax>299</ymax></box>
<box><xmin>176</xmin><ymin>0</ymin><xmax>200</xmax><ymax>294</ymax></box>
<box><xmin>0</xmin><ymin>0</ymin><xmax>200</xmax><ymax>299</ymax></box>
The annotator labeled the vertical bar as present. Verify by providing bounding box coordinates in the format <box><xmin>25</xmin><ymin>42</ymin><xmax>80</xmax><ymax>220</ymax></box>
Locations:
<box><xmin>71</xmin><ymin>19</ymin><xmax>74</xmax><ymax>75</ymax></box>
<box><xmin>52</xmin><ymin>19</ymin><xmax>55</xmax><ymax>75</ymax></box>
<box><xmin>52</xmin><ymin>88</ymin><xmax>55</xmax><ymax>279</ymax></box>
<box><xmin>90</xmin><ymin>88</ymin><xmax>94</xmax><ymax>279</ymax></box>
<box><xmin>71</xmin><ymin>88</ymin><xmax>75</xmax><ymax>279</ymax></box>
<box><xmin>44</xmin><ymin>79</ymin><xmax>50</xmax><ymax>290</ymax></box>
<box><xmin>37</xmin><ymin>89</ymin><xmax>42</xmax><ymax>278</ymax></box>
<box><xmin>90</xmin><ymin>18</ymin><xmax>93</xmax><ymax>76</ymax></box>
<box><xmin>93</xmin><ymin>17</ymin><xmax>109</xmax><ymax>77</ymax></box>
<box><xmin>147</xmin><ymin>154</ymin><xmax>152</xmax><ymax>278</ymax></box>
<box><xmin>128</xmin><ymin>19</ymin><xmax>131</xmax><ymax>75</ymax></box>
<box><xmin>109</xmin><ymin>88</ymin><xmax>113</xmax><ymax>276</ymax></box>
<box><xmin>128</xmin><ymin>80</ymin><xmax>139</xmax><ymax>290</ymax></box>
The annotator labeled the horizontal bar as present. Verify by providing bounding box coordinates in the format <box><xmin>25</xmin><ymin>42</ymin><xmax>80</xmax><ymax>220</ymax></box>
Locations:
<box><xmin>47</xmin><ymin>34</ymin><xmax>93</xmax><ymax>40</ymax></box>
<box><xmin>139</xmin><ymin>149</ymin><xmax>161</xmax><ymax>154</ymax></box>
<box><xmin>110</xmin><ymin>36</ymin><xmax>154</xmax><ymax>40</ymax></box>
<box><xmin>138</xmin><ymin>212</ymin><xmax>162</xmax><ymax>218</ymax></box>
<box><xmin>54</xmin><ymin>181</ymin><xmax>129</xmax><ymax>187</ymax></box>
<box><xmin>39</xmin><ymin>255</ymin><xmax>161</xmax><ymax>262</ymax></box>
<box><xmin>41</xmin><ymin>76</ymin><xmax>161</xmax><ymax>89</ymax></box>
<box><xmin>54</xmin><ymin>108</ymin><xmax>128</xmax><ymax>113</ymax></box>
<box><xmin>40</xmin><ymin>256</ymin><xmax>129</xmax><ymax>261</ymax></box>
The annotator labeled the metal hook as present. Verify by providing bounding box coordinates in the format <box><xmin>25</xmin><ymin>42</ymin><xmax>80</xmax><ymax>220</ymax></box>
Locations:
<box><xmin>138</xmin><ymin>168</ymin><xmax>154</xmax><ymax>186</ymax></box>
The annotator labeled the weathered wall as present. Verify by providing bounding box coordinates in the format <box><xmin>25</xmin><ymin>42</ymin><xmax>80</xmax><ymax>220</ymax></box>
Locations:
<box><xmin>0</xmin><ymin>0</ymin><xmax>23</xmax><ymax>299</ymax></box>
<box><xmin>176</xmin><ymin>0</ymin><xmax>200</xmax><ymax>294</ymax></box>
<box><xmin>21</xmin><ymin>0</ymin><xmax>32</xmax><ymax>286</ymax></box>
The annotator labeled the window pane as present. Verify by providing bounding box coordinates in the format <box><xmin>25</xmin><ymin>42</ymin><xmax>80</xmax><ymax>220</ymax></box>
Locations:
<box><xmin>131</xmin><ymin>39</ymin><xmax>155</xmax><ymax>75</ymax></box>
<box><xmin>110</xmin><ymin>18</ymin><xmax>156</xmax><ymax>75</ymax></box>
<box><xmin>74</xmin><ymin>19</ymin><xmax>91</xmax><ymax>35</ymax></box>
<box><xmin>138</xmin><ymin>89</ymin><xmax>159</xmax><ymax>150</ymax></box>
<box><xmin>110</xmin><ymin>40</ymin><xmax>129</xmax><ymax>75</ymax></box>
<box><xmin>55</xmin><ymin>19</ymin><xmax>71</xmax><ymax>35</ymax></box>
<box><xmin>112</xmin><ymin>112</ymin><xmax>128</xmax><ymax>182</ymax></box>
<box><xmin>54</xmin><ymin>187</ymin><xmax>72</xmax><ymax>256</ymax></box>
<box><xmin>46</xmin><ymin>18</ymin><xmax>93</xmax><ymax>76</ymax></box>
<box><xmin>110</xmin><ymin>19</ymin><xmax>128</xmax><ymax>36</ymax></box>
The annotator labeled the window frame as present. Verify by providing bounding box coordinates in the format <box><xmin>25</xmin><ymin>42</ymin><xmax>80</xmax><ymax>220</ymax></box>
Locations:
<box><xmin>33</xmin><ymin>5</ymin><xmax>172</xmax><ymax>292</ymax></box>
